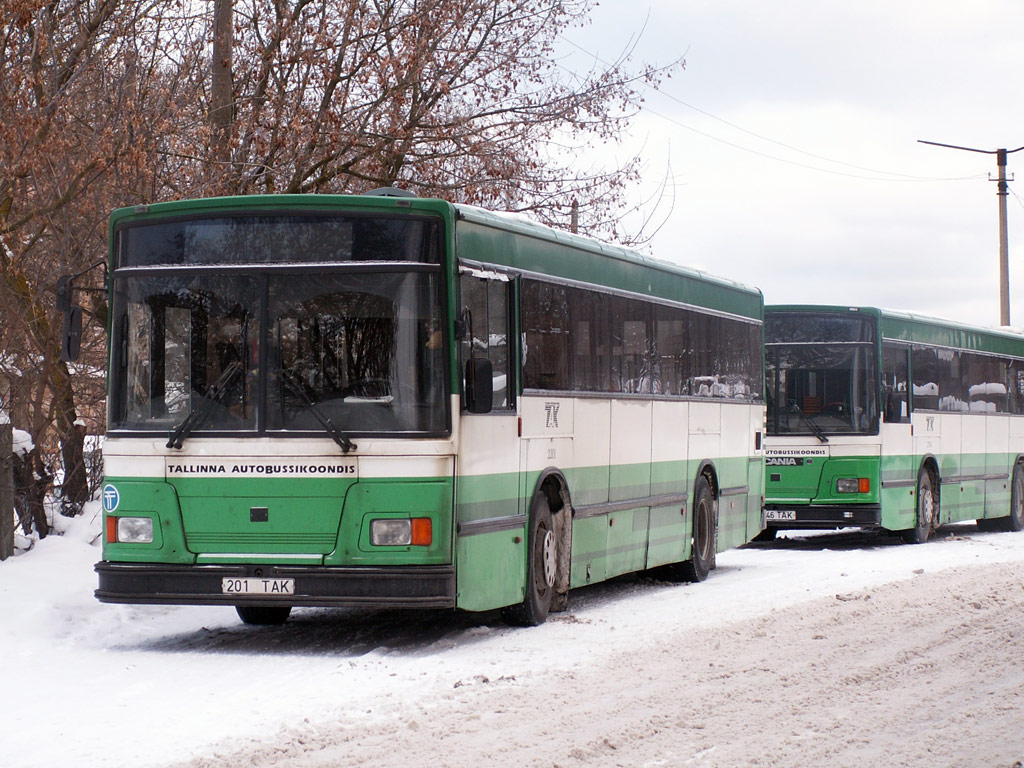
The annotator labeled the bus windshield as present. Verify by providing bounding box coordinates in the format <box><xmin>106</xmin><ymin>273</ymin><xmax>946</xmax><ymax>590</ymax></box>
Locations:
<box><xmin>110</xmin><ymin>216</ymin><xmax>447</xmax><ymax>437</ymax></box>
<box><xmin>765</xmin><ymin>313</ymin><xmax>879</xmax><ymax>436</ymax></box>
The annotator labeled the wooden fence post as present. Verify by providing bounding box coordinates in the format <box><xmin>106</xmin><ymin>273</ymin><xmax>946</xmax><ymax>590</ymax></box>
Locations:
<box><xmin>0</xmin><ymin>423</ymin><xmax>13</xmax><ymax>560</ymax></box>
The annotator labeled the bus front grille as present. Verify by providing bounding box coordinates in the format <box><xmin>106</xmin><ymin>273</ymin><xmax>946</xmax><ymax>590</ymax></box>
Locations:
<box><xmin>185</xmin><ymin>532</ymin><xmax>337</xmax><ymax>554</ymax></box>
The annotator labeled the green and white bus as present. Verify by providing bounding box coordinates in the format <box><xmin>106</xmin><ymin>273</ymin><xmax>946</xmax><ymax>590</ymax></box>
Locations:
<box><xmin>764</xmin><ymin>305</ymin><xmax>1024</xmax><ymax>542</ymax></box>
<box><xmin>84</xmin><ymin>192</ymin><xmax>765</xmax><ymax>625</ymax></box>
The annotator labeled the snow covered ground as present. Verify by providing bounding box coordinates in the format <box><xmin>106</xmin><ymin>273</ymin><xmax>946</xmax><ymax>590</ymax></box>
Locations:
<box><xmin>3</xmin><ymin>508</ymin><xmax>1024</xmax><ymax>768</ymax></box>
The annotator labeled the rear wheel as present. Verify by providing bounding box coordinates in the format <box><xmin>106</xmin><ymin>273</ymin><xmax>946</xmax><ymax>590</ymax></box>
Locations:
<box><xmin>502</xmin><ymin>495</ymin><xmax>557</xmax><ymax>626</ymax></box>
<box><xmin>903</xmin><ymin>467</ymin><xmax>935</xmax><ymax>545</ymax></box>
<box><xmin>236</xmin><ymin>605</ymin><xmax>292</xmax><ymax>625</ymax></box>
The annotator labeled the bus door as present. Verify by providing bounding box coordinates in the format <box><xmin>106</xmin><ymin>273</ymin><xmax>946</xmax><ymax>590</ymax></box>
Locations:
<box><xmin>453</xmin><ymin>268</ymin><xmax>524</xmax><ymax>611</ymax></box>
<box><xmin>881</xmin><ymin>343</ymin><xmax>915</xmax><ymax>527</ymax></box>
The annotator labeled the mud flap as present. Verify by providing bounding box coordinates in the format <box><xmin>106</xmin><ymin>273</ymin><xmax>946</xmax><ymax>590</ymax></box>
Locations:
<box><xmin>551</xmin><ymin>486</ymin><xmax>573</xmax><ymax>612</ymax></box>
<box><xmin>710</xmin><ymin>498</ymin><xmax>720</xmax><ymax>571</ymax></box>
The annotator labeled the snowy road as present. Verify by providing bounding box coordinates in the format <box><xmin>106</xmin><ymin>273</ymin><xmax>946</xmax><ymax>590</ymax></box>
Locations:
<box><xmin>4</xmin><ymin>514</ymin><xmax>1024</xmax><ymax>768</ymax></box>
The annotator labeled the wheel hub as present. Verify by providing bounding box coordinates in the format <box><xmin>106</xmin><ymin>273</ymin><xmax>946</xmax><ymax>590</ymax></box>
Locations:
<box><xmin>541</xmin><ymin>529</ymin><xmax>557</xmax><ymax>588</ymax></box>
<box><xmin>920</xmin><ymin>487</ymin><xmax>933</xmax><ymax>527</ymax></box>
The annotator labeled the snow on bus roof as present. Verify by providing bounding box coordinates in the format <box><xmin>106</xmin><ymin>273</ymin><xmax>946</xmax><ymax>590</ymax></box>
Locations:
<box><xmin>883</xmin><ymin>308</ymin><xmax>1024</xmax><ymax>340</ymax></box>
<box><xmin>771</xmin><ymin>304</ymin><xmax>1024</xmax><ymax>342</ymax></box>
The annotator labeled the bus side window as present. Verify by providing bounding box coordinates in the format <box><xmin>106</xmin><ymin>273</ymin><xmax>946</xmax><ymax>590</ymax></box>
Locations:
<box><xmin>1011</xmin><ymin>361</ymin><xmax>1024</xmax><ymax>415</ymax></box>
<box><xmin>882</xmin><ymin>344</ymin><xmax>909</xmax><ymax>422</ymax></box>
<box><xmin>459</xmin><ymin>274</ymin><xmax>512</xmax><ymax>411</ymax></box>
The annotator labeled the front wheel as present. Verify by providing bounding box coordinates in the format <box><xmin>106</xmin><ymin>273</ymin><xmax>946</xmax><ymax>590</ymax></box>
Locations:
<box><xmin>1004</xmin><ymin>463</ymin><xmax>1024</xmax><ymax>532</ymax></box>
<box><xmin>502</xmin><ymin>495</ymin><xmax>557</xmax><ymax>626</ymax></box>
<box><xmin>236</xmin><ymin>605</ymin><xmax>292</xmax><ymax>625</ymax></box>
<box><xmin>903</xmin><ymin>467</ymin><xmax>936</xmax><ymax>545</ymax></box>
<box><xmin>681</xmin><ymin>475</ymin><xmax>715</xmax><ymax>582</ymax></box>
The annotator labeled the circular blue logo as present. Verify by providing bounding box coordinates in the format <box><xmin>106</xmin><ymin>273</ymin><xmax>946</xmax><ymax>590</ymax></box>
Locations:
<box><xmin>102</xmin><ymin>484</ymin><xmax>120</xmax><ymax>513</ymax></box>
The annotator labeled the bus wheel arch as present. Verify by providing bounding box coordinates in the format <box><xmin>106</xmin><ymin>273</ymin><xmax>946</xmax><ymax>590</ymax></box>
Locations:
<box><xmin>502</xmin><ymin>469</ymin><xmax>571</xmax><ymax>625</ymax></box>
<box><xmin>538</xmin><ymin>470</ymin><xmax>572</xmax><ymax>609</ymax></box>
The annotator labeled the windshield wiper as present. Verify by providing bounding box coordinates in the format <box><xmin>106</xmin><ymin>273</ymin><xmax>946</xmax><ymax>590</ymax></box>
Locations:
<box><xmin>799</xmin><ymin>411</ymin><xmax>830</xmax><ymax>444</ymax></box>
<box><xmin>167</xmin><ymin>361</ymin><xmax>243</xmax><ymax>449</ymax></box>
<box><xmin>281</xmin><ymin>371</ymin><xmax>357</xmax><ymax>454</ymax></box>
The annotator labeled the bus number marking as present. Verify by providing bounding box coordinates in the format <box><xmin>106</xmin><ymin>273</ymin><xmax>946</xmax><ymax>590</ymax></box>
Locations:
<box><xmin>221</xmin><ymin>578</ymin><xmax>295</xmax><ymax>595</ymax></box>
<box><xmin>544</xmin><ymin>402</ymin><xmax>560</xmax><ymax>428</ymax></box>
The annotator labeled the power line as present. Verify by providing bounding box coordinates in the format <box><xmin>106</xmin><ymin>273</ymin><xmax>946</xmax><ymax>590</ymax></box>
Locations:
<box><xmin>638</xmin><ymin>102</ymin><xmax>984</xmax><ymax>183</ymax></box>
<box><xmin>557</xmin><ymin>35</ymin><xmax>988</xmax><ymax>184</ymax></box>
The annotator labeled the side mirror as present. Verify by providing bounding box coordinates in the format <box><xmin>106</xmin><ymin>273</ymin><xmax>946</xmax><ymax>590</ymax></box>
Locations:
<box><xmin>464</xmin><ymin>357</ymin><xmax>493</xmax><ymax>414</ymax></box>
<box><xmin>60</xmin><ymin>306</ymin><xmax>83</xmax><ymax>362</ymax></box>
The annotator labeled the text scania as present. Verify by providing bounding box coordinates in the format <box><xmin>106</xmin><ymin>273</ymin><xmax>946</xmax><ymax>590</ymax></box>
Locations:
<box><xmin>766</xmin><ymin>457</ymin><xmax>804</xmax><ymax>466</ymax></box>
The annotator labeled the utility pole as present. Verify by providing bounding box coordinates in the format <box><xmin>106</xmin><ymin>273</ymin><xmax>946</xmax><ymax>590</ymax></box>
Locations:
<box><xmin>918</xmin><ymin>140</ymin><xmax>1024</xmax><ymax>326</ymax></box>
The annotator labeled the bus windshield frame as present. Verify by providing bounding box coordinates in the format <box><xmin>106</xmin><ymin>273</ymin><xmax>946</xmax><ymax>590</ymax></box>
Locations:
<box><xmin>108</xmin><ymin>213</ymin><xmax>450</xmax><ymax>440</ymax></box>
<box><xmin>765</xmin><ymin>311</ymin><xmax>880</xmax><ymax>437</ymax></box>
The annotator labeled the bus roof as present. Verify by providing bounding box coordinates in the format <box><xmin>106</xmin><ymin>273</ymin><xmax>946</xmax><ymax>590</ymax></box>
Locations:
<box><xmin>454</xmin><ymin>203</ymin><xmax>762</xmax><ymax>320</ymax></box>
<box><xmin>766</xmin><ymin>304</ymin><xmax>1024</xmax><ymax>357</ymax></box>
<box><xmin>110</xmin><ymin>193</ymin><xmax>764</xmax><ymax>322</ymax></box>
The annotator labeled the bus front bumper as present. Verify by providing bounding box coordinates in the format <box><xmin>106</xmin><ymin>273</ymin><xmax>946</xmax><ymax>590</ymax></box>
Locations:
<box><xmin>95</xmin><ymin>562</ymin><xmax>457</xmax><ymax>609</ymax></box>
<box><xmin>763</xmin><ymin>504</ymin><xmax>881</xmax><ymax>530</ymax></box>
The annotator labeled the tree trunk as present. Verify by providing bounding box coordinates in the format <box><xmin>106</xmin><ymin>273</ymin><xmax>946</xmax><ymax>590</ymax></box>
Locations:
<box><xmin>12</xmin><ymin>447</ymin><xmax>50</xmax><ymax>538</ymax></box>
<box><xmin>0</xmin><ymin>424</ymin><xmax>13</xmax><ymax>560</ymax></box>
<box><xmin>54</xmin><ymin>360</ymin><xmax>89</xmax><ymax>509</ymax></box>
<box><xmin>210</xmin><ymin>0</ymin><xmax>234</xmax><ymax>182</ymax></box>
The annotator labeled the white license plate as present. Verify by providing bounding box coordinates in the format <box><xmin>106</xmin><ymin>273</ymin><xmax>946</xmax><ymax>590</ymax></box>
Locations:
<box><xmin>765</xmin><ymin>510</ymin><xmax>797</xmax><ymax>521</ymax></box>
<box><xmin>221</xmin><ymin>577</ymin><xmax>295</xmax><ymax>595</ymax></box>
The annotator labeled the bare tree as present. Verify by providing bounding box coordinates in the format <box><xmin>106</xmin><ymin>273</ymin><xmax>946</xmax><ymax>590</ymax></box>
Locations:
<box><xmin>0</xmin><ymin>0</ymin><xmax>183</xmax><ymax>518</ymax></box>
<box><xmin>164</xmin><ymin>0</ymin><xmax>679</xmax><ymax>237</ymax></box>
<box><xmin>0</xmin><ymin>0</ymin><xmax>677</xmax><ymax>533</ymax></box>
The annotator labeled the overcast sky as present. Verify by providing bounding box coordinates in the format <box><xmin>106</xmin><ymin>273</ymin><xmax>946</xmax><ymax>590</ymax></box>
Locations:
<box><xmin>561</xmin><ymin>0</ymin><xmax>1024</xmax><ymax>328</ymax></box>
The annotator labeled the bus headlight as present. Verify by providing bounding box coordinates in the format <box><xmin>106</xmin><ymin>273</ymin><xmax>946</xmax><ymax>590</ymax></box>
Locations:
<box><xmin>370</xmin><ymin>518</ymin><xmax>433</xmax><ymax>546</ymax></box>
<box><xmin>836</xmin><ymin>478</ymin><xmax>870</xmax><ymax>494</ymax></box>
<box><xmin>115</xmin><ymin>517</ymin><xmax>154</xmax><ymax>543</ymax></box>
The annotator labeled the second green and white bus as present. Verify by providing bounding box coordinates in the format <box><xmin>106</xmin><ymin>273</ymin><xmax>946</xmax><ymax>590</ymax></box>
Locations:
<box><xmin>764</xmin><ymin>305</ymin><xmax>1024</xmax><ymax>542</ymax></box>
<box><xmin>82</xmin><ymin>191</ymin><xmax>766</xmax><ymax>626</ymax></box>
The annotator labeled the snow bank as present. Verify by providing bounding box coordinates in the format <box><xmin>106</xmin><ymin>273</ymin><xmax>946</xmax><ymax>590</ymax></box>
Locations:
<box><xmin>3</xmin><ymin>517</ymin><xmax>1024</xmax><ymax>768</ymax></box>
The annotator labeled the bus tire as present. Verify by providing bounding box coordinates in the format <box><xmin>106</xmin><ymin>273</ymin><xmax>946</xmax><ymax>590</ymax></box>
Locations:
<box><xmin>1004</xmin><ymin>463</ymin><xmax>1024</xmax><ymax>532</ymax></box>
<box><xmin>236</xmin><ymin>605</ymin><xmax>292</xmax><ymax>625</ymax></box>
<box><xmin>680</xmin><ymin>475</ymin><xmax>715</xmax><ymax>582</ymax></box>
<box><xmin>502</xmin><ymin>495</ymin><xmax>557</xmax><ymax>626</ymax></box>
<box><xmin>903</xmin><ymin>467</ymin><xmax>936</xmax><ymax>545</ymax></box>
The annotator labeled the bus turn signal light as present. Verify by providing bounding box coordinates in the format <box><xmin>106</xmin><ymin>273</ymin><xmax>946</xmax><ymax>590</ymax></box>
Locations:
<box><xmin>411</xmin><ymin>517</ymin><xmax>432</xmax><ymax>546</ymax></box>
